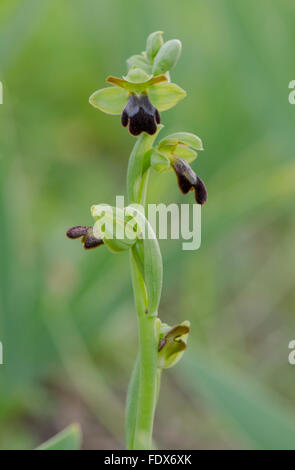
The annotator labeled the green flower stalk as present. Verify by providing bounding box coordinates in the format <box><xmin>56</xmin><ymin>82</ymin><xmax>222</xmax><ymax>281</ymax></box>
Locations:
<box><xmin>67</xmin><ymin>31</ymin><xmax>207</xmax><ymax>450</ymax></box>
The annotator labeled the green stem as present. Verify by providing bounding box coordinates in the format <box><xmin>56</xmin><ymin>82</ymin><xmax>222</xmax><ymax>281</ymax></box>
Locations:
<box><xmin>126</xmin><ymin>129</ymin><xmax>163</xmax><ymax>450</ymax></box>
<box><xmin>130</xmin><ymin>253</ymin><xmax>158</xmax><ymax>449</ymax></box>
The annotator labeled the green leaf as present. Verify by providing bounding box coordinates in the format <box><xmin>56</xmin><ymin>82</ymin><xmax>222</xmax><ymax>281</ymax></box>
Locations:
<box><xmin>159</xmin><ymin>132</ymin><xmax>204</xmax><ymax>151</ymax></box>
<box><xmin>152</xmin><ymin>39</ymin><xmax>182</xmax><ymax>75</ymax></box>
<box><xmin>148</xmin><ymin>83</ymin><xmax>186</xmax><ymax>111</ymax></box>
<box><xmin>181</xmin><ymin>349</ymin><xmax>295</xmax><ymax>450</ymax></box>
<box><xmin>89</xmin><ymin>87</ymin><xmax>128</xmax><ymax>115</ymax></box>
<box><xmin>127</xmin><ymin>207</ymin><xmax>163</xmax><ymax>317</ymax></box>
<box><xmin>146</xmin><ymin>31</ymin><xmax>164</xmax><ymax>61</ymax></box>
<box><xmin>36</xmin><ymin>424</ymin><xmax>82</xmax><ymax>450</ymax></box>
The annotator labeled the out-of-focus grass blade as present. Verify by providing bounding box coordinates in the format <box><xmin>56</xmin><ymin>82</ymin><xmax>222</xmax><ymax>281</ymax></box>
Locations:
<box><xmin>180</xmin><ymin>348</ymin><xmax>295</xmax><ymax>450</ymax></box>
<box><xmin>125</xmin><ymin>355</ymin><xmax>140</xmax><ymax>450</ymax></box>
<box><xmin>0</xmin><ymin>0</ymin><xmax>51</xmax><ymax>72</ymax></box>
<box><xmin>42</xmin><ymin>298</ymin><xmax>124</xmax><ymax>444</ymax></box>
<box><xmin>36</xmin><ymin>423</ymin><xmax>82</xmax><ymax>450</ymax></box>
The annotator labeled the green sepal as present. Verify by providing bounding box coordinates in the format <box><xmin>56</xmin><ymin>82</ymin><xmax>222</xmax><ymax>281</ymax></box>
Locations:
<box><xmin>157</xmin><ymin>132</ymin><xmax>203</xmax><ymax>164</ymax></box>
<box><xmin>159</xmin><ymin>143</ymin><xmax>197</xmax><ymax>163</ymax></box>
<box><xmin>150</xmin><ymin>149</ymin><xmax>171</xmax><ymax>173</ymax></box>
<box><xmin>159</xmin><ymin>132</ymin><xmax>204</xmax><ymax>151</ymax></box>
<box><xmin>174</xmin><ymin>144</ymin><xmax>197</xmax><ymax>162</ymax></box>
<box><xmin>89</xmin><ymin>86</ymin><xmax>128</xmax><ymax>115</ymax></box>
<box><xmin>148</xmin><ymin>82</ymin><xmax>186</xmax><ymax>111</ymax></box>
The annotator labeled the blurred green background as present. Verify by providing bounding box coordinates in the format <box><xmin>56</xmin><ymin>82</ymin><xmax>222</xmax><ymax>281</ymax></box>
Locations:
<box><xmin>1</xmin><ymin>0</ymin><xmax>295</xmax><ymax>450</ymax></box>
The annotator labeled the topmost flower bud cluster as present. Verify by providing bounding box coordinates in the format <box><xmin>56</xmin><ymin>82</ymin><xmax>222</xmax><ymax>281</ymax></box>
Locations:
<box><xmin>89</xmin><ymin>32</ymin><xmax>186</xmax><ymax>136</ymax></box>
<box><xmin>127</xmin><ymin>31</ymin><xmax>182</xmax><ymax>76</ymax></box>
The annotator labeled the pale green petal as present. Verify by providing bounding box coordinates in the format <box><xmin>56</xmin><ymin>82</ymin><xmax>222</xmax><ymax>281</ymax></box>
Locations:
<box><xmin>89</xmin><ymin>87</ymin><xmax>128</xmax><ymax>115</ymax></box>
<box><xmin>124</xmin><ymin>67</ymin><xmax>152</xmax><ymax>84</ymax></box>
<box><xmin>148</xmin><ymin>82</ymin><xmax>186</xmax><ymax>111</ymax></box>
<box><xmin>108</xmin><ymin>73</ymin><xmax>167</xmax><ymax>94</ymax></box>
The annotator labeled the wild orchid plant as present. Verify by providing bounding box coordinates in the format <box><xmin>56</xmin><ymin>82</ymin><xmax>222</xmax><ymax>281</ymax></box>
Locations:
<box><xmin>67</xmin><ymin>31</ymin><xmax>207</xmax><ymax>450</ymax></box>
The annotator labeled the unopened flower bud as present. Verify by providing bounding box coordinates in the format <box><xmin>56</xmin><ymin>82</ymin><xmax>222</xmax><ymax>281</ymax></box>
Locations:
<box><xmin>152</xmin><ymin>39</ymin><xmax>182</xmax><ymax>75</ymax></box>
<box><xmin>157</xmin><ymin>321</ymin><xmax>190</xmax><ymax>369</ymax></box>
<box><xmin>146</xmin><ymin>31</ymin><xmax>164</xmax><ymax>61</ymax></box>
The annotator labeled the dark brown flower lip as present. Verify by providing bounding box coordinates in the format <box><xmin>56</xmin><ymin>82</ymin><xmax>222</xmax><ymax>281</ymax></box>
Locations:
<box><xmin>66</xmin><ymin>226</ymin><xmax>103</xmax><ymax>250</ymax></box>
<box><xmin>121</xmin><ymin>94</ymin><xmax>160</xmax><ymax>136</ymax></box>
<box><xmin>66</xmin><ymin>225</ymin><xmax>89</xmax><ymax>239</ymax></box>
<box><xmin>171</xmin><ymin>157</ymin><xmax>207</xmax><ymax>205</ymax></box>
<box><xmin>194</xmin><ymin>176</ymin><xmax>207</xmax><ymax>205</ymax></box>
